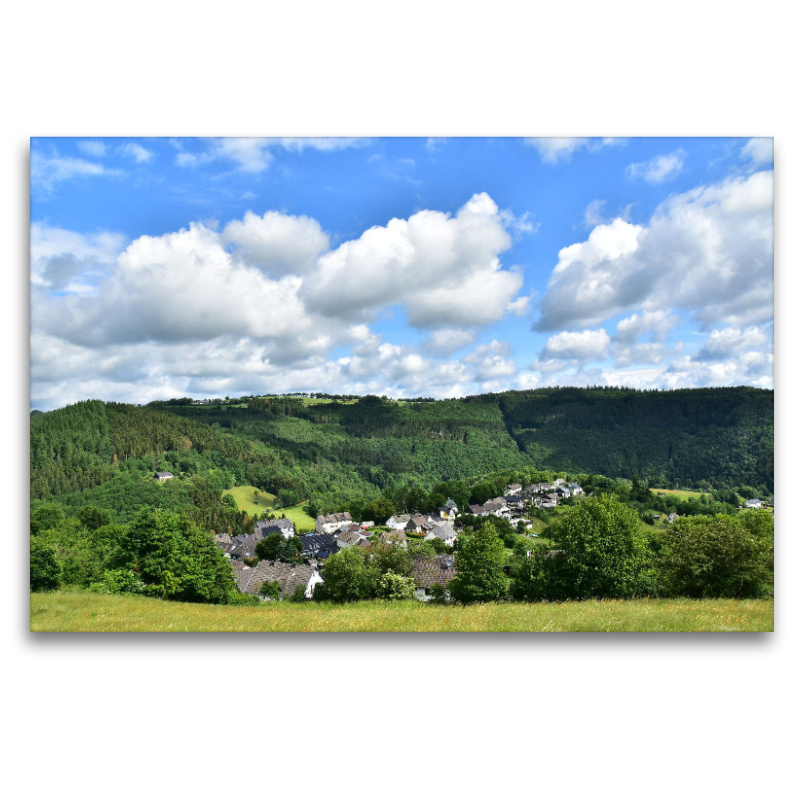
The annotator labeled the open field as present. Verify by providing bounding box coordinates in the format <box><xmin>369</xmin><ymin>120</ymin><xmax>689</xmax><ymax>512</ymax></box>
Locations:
<box><xmin>30</xmin><ymin>592</ymin><xmax>774</xmax><ymax>633</ymax></box>
<box><xmin>225</xmin><ymin>485</ymin><xmax>276</xmax><ymax>517</ymax></box>
<box><xmin>653</xmin><ymin>488</ymin><xmax>707</xmax><ymax>501</ymax></box>
<box><xmin>278</xmin><ymin>504</ymin><xmax>316</xmax><ymax>532</ymax></box>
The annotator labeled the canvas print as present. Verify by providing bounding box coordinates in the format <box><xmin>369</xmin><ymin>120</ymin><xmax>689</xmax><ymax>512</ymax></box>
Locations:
<box><xmin>29</xmin><ymin>137</ymin><xmax>774</xmax><ymax>632</ymax></box>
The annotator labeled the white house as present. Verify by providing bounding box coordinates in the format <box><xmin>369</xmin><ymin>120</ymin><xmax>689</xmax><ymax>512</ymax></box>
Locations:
<box><xmin>315</xmin><ymin>512</ymin><xmax>353</xmax><ymax>534</ymax></box>
<box><xmin>744</xmin><ymin>498</ymin><xmax>763</xmax><ymax>509</ymax></box>
<box><xmin>254</xmin><ymin>518</ymin><xmax>296</xmax><ymax>539</ymax></box>
<box><xmin>424</xmin><ymin>523</ymin><xmax>458</xmax><ymax>547</ymax></box>
<box><xmin>386</xmin><ymin>514</ymin><xmax>411</xmax><ymax>531</ymax></box>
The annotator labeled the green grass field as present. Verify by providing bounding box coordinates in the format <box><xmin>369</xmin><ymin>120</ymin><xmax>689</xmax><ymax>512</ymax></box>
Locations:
<box><xmin>30</xmin><ymin>592</ymin><xmax>774</xmax><ymax>632</ymax></box>
<box><xmin>225</xmin><ymin>485</ymin><xmax>277</xmax><ymax>517</ymax></box>
<box><xmin>653</xmin><ymin>488</ymin><xmax>706</xmax><ymax>501</ymax></box>
<box><xmin>277</xmin><ymin>504</ymin><xmax>316</xmax><ymax>532</ymax></box>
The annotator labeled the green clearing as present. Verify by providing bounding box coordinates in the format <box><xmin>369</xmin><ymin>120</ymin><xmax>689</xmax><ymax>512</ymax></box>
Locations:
<box><xmin>278</xmin><ymin>504</ymin><xmax>316</xmax><ymax>532</ymax></box>
<box><xmin>30</xmin><ymin>592</ymin><xmax>774</xmax><ymax>633</ymax></box>
<box><xmin>653</xmin><ymin>488</ymin><xmax>707</xmax><ymax>501</ymax></box>
<box><xmin>225</xmin><ymin>485</ymin><xmax>276</xmax><ymax>516</ymax></box>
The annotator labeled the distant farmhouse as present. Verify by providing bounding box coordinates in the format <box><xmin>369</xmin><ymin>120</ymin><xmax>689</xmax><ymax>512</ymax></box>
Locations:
<box><xmin>154</xmin><ymin>471</ymin><xmax>174</xmax><ymax>482</ymax></box>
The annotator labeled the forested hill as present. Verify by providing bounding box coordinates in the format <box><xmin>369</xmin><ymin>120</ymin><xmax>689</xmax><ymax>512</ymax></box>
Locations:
<box><xmin>491</xmin><ymin>387</ymin><xmax>773</xmax><ymax>491</ymax></box>
<box><xmin>30</xmin><ymin>387</ymin><xmax>774</xmax><ymax>507</ymax></box>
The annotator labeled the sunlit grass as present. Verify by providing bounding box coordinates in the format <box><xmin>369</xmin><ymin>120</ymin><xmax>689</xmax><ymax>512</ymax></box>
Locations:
<box><xmin>225</xmin><ymin>485</ymin><xmax>277</xmax><ymax>516</ymax></box>
<box><xmin>279</xmin><ymin>504</ymin><xmax>316</xmax><ymax>532</ymax></box>
<box><xmin>30</xmin><ymin>592</ymin><xmax>774</xmax><ymax>633</ymax></box>
<box><xmin>653</xmin><ymin>488</ymin><xmax>706</xmax><ymax>501</ymax></box>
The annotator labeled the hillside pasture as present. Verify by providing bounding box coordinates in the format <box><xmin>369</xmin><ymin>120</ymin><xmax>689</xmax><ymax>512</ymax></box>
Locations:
<box><xmin>30</xmin><ymin>592</ymin><xmax>774</xmax><ymax>633</ymax></box>
<box><xmin>278</xmin><ymin>504</ymin><xmax>316</xmax><ymax>532</ymax></box>
<box><xmin>224</xmin><ymin>485</ymin><xmax>276</xmax><ymax>517</ymax></box>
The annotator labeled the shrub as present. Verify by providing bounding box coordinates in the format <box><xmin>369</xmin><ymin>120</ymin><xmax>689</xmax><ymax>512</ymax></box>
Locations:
<box><xmin>30</xmin><ymin>538</ymin><xmax>61</xmax><ymax>592</ymax></box>
<box><xmin>661</xmin><ymin>511</ymin><xmax>773</xmax><ymax>598</ymax></box>
<box><xmin>376</xmin><ymin>570</ymin><xmax>416</xmax><ymax>600</ymax></box>
<box><xmin>89</xmin><ymin>568</ymin><xmax>145</xmax><ymax>595</ymax></box>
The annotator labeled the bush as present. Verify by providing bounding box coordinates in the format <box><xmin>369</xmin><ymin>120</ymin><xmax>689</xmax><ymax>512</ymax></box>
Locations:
<box><xmin>89</xmin><ymin>568</ymin><xmax>145</xmax><ymax>595</ymax></box>
<box><xmin>288</xmin><ymin>584</ymin><xmax>308</xmax><ymax>603</ymax></box>
<box><xmin>259</xmin><ymin>580</ymin><xmax>281</xmax><ymax>600</ymax></box>
<box><xmin>661</xmin><ymin>511</ymin><xmax>773</xmax><ymax>598</ymax></box>
<box><xmin>30</xmin><ymin>538</ymin><xmax>61</xmax><ymax>592</ymax></box>
<box><xmin>315</xmin><ymin>547</ymin><xmax>378</xmax><ymax>602</ymax></box>
<box><xmin>376</xmin><ymin>571</ymin><xmax>416</xmax><ymax>600</ymax></box>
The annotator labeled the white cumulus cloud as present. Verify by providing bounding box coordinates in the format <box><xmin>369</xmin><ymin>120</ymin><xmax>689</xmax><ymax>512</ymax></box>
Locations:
<box><xmin>626</xmin><ymin>150</ymin><xmax>685</xmax><ymax>183</ymax></box>
<box><xmin>541</xmin><ymin>329</ymin><xmax>611</xmax><ymax>361</ymax></box>
<box><xmin>536</xmin><ymin>170</ymin><xmax>773</xmax><ymax>332</ymax></box>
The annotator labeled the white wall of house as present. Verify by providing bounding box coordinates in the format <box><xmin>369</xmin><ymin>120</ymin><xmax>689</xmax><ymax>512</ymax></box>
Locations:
<box><xmin>305</xmin><ymin>570</ymin><xmax>324</xmax><ymax>599</ymax></box>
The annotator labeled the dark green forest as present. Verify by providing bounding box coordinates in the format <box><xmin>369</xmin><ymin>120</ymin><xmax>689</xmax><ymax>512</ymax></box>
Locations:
<box><xmin>31</xmin><ymin>387</ymin><xmax>773</xmax><ymax>511</ymax></box>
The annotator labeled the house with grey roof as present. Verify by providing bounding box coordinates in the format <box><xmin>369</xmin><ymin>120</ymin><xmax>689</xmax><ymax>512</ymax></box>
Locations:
<box><xmin>154</xmin><ymin>471</ymin><xmax>174</xmax><ymax>481</ymax></box>
<box><xmin>298</xmin><ymin>533</ymin><xmax>338</xmax><ymax>560</ymax></box>
<box><xmin>255</xmin><ymin>518</ymin><xmax>296</xmax><ymax>539</ymax></box>
<box><xmin>386</xmin><ymin>514</ymin><xmax>411</xmax><ymax>530</ymax></box>
<box><xmin>411</xmin><ymin>555</ymin><xmax>457</xmax><ymax>601</ymax></box>
<box><xmin>315</xmin><ymin>512</ymin><xmax>353</xmax><ymax>534</ymax></box>
<box><xmin>424</xmin><ymin>523</ymin><xmax>457</xmax><ymax>547</ymax></box>
<box><xmin>744</xmin><ymin>498</ymin><xmax>763</xmax><ymax>509</ymax></box>
<box><xmin>230</xmin><ymin>535</ymin><xmax>260</xmax><ymax>561</ymax></box>
<box><xmin>236</xmin><ymin>559</ymin><xmax>322</xmax><ymax>600</ymax></box>
<box><xmin>336</xmin><ymin>529</ymin><xmax>368</xmax><ymax>549</ymax></box>
<box><xmin>405</xmin><ymin>513</ymin><xmax>434</xmax><ymax>534</ymax></box>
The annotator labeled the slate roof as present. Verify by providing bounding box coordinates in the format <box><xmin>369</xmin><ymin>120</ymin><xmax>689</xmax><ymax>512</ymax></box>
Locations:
<box><xmin>427</xmin><ymin>524</ymin><xmax>456</xmax><ymax>542</ymax></box>
<box><xmin>154</xmin><ymin>471</ymin><xmax>174</xmax><ymax>479</ymax></box>
<box><xmin>298</xmin><ymin>533</ymin><xmax>338</xmax><ymax>558</ymax></box>
<box><xmin>406</xmin><ymin>513</ymin><xmax>433</xmax><ymax>531</ymax></box>
<box><xmin>411</xmin><ymin>555</ymin><xmax>457</xmax><ymax>589</ymax></box>
<box><xmin>230</xmin><ymin>535</ymin><xmax>260</xmax><ymax>559</ymax></box>
<box><xmin>316</xmin><ymin>512</ymin><xmax>352</xmax><ymax>525</ymax></box>
<box><xmin>255</xmin><ymin>518</ymin><xmax>295</xmax><ymax>535</ymax></box>
<box><xmin>237</xmin><ymin>560</ymin><xmax>314</xmax><ymax>598</ymax></box>
<box><xmin>380</xmin><ymin>530</ymin><xmax>408</xmax><ymax>544</ymax></box>
<box><xmin>337</xmin><ymin>529</ymin><xmax>367</xmax><ymax>547</ymax></box>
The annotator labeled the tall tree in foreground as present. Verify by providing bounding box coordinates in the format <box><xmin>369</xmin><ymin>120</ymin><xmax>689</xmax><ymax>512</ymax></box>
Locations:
<box><xmin>447</xmin><ymin>521</ymin><xmax>508</xmax><ymax>603</ymax></box>
<box><xmin>661</xmin><ymin>510</ymin><xmax>774</xmax><ymax>598</ymax></box>
<box><xmin>542</xmin><ymin>494</ymin><xmax>655</xmax><ymax>600</ymax></box>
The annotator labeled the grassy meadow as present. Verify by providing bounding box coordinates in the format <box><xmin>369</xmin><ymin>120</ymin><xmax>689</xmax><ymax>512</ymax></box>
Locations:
<box><xmin>225</xmin><ymin>485</ymin><xmax>277</xmax><ymax>517</ymax></box>
<box><xmin>653</xmin><ymin>488</ymin><xmax>707</xmax><ymax>501</ymax></box>
<box><xmin>30</xmin><ymin>592</ymin><xmax>773</xmax><ymax>633</ymax></box>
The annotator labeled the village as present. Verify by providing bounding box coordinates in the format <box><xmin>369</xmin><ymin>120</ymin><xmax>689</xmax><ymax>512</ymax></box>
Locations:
<box><xmin>211</xmin><ymin>479</ymin><xmax>589</xmax><ymax>603</ymax></box>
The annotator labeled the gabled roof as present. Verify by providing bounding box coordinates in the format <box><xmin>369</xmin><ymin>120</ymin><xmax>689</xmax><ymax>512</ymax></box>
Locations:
<box><xmin>298</xmin><ymin>533</ymin><xmax>338</xmax><ymax>557</ymax></box>
<box><xmin>255</xmin><ymin>518</ymin><xmax>294</xmax><ymax>534</ymax></box>
<box><xmin>411</xmin><ymin>555</ymin><xmax>457</xmax><ymax>589</ymax></box>
<box><xmin>406</xmin><ymin>513</ymin><xmax>433</xmax><ymax>530</ymax></box>
<box><xmin>238</xmin><ymin>560</ymin><xmax>314</xmax><ymax>598</ymax></box>
<box><xmin>337</xmin><ymin>529</ymin><xmax>367</xmax><ymax>546</ymax></box>
<box><xmin>316</xmin><ymin>512</ymin><xmax>352</xmax><ymax>525</ymax></box>
<box><xmin>428</xmin><ymin>524</ymin><xmax>456</xmax><ymax>541</ymax></box>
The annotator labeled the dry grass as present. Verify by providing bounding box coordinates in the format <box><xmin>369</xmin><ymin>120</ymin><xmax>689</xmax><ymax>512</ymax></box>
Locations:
<box><xmin>30</xmin><ymin>592</ymin><xmax>774</xmax><ymax>633</ymax></box>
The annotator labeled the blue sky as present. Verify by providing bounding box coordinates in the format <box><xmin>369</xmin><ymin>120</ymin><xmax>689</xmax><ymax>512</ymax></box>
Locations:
<box><xmin>30</xmin><ymin>136</ymin><xmax>773</xmax><ymax>410</ymax></box>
